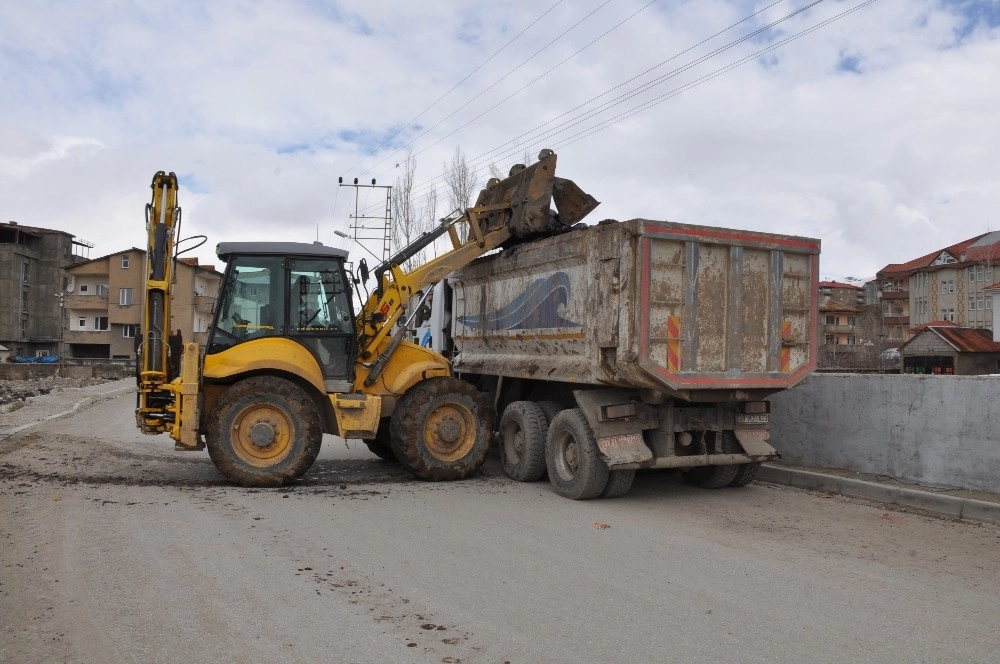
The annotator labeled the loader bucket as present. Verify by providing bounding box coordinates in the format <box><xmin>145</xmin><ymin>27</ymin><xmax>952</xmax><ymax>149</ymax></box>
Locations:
<box><xmin>473</xmin><ymin>150</ymin><xmax>599</xmax><ymax>239</ymax></box>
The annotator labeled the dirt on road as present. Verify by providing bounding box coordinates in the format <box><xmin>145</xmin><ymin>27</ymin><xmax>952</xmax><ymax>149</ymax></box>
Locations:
<box><xmin>2</xmin><ymin>390</ymin><xmax>1000</xmax><ymax>664</ymax></box>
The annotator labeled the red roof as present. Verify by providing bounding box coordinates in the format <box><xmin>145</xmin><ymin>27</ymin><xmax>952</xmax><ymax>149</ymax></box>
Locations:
<box><xmin>903</xmin><ymin>325</ymin><xmax>1000</xmax><ymax>354</ymax></box>
<box><xmin>878</xmin><ymin>235</ymin><xmax>985</xmax><ymax>276</ymax></box>
<box><xmin>819</xmin><ymin>280</ymin><xmax>862</xmax><ymax>290</ymax></box>
<box><xmin>909</xmin><ymin>320</ymin><xmax>957</xmax><ymax>334</ymax></box>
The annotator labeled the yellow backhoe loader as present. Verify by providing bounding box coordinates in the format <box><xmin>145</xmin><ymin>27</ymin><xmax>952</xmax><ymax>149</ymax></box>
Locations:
<box><xmin>135</xmin><ymin>150</ymin><xmax>598</xmax><ymax>486</ymax></box>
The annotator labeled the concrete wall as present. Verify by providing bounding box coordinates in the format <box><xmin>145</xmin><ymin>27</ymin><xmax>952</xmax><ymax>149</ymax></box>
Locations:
<box><xmin>769</xmin><ymin>373</ymin><xmax>1000</xmax><ymax>492</ymax></box>
<box><xmin>0</xmin><ymin>362</ymin><xmax>132</xmax><ymax>381</ymax></box>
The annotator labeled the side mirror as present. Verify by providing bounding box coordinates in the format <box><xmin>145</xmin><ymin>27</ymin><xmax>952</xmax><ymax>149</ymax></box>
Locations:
<box><xmin>359</xmin><ymin>258</ymin><xmax>369</xmax><ymax>284</ymax></box>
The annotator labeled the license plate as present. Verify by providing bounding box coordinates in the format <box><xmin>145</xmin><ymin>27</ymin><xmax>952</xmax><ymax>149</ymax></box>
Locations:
<box><xmin>736</xmin><ymin>413</ymin><xmax>769</xmax><ymax>425</ymax></box>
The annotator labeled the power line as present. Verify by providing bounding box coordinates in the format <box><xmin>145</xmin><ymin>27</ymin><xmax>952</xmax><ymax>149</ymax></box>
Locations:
<box><xmin>340</xmin><ymin>0</ymin><xmax>567</xmax><ymax>177</ymax></box>
<box><xmin>359</xmin><ymin>0</ymin><xmax>798</xmax><ymax>215</ymax></box>
<box><xmin>356</xmin><ymin>0</ymin><xmax>616</xmax><ymax>179</ymax></box>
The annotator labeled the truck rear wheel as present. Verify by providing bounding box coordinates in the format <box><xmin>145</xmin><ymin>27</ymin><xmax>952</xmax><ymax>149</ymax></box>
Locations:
<box><xmin>728</xmin><ymin>462</ymin><xmax>761</xmax><ymax>487</ymax></box>
<box><xmin>364</xmin><ymin>420</ymin><xmax>397</xmax><ymax>462</ymax></box>
<box><xmin>390</xmin><ymin>377</ymin><xmax>493</xmax><ymax>481</ymax></box>
<box><xmin>536</xmin><ymin>400</ymin><xmax>564</xmax><ymax>425</ymax></box>
<box><xmin>499</xmin><ymin>401</ymin><xmax>547</xmax><ymax>482</ymax></box>
<box><xmin>545</xmin><ymin>408</ymin><xmax>609</xmax><ymax>500</ymax></box>
<box><xmin>601</xmin><ymin>470</ymin><xmax>636</xmax><ymax>498</ymax></box>
<box><xmin>206</xmin><ymin>377</ymin><xmax>323</xmax><ymax>487</ymax></box>
<box><xmin>681</xmin><ymin>464</ymin><xmax>739</xmax><ymax>489</ymax></box>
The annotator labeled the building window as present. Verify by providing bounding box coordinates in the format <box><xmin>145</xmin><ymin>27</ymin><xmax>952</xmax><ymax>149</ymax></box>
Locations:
<box><xmin>941</xmin><ymin>308</ymin><xmax>955</xmax><ymax>322</ymax></box>
<box><xmin>78</xmin><ymin>317</ymin><xmax>86</xmax><ymax>329</ymax></box>
<box><xmin>970</xmin><ymin>297</ymin><xmax>977</xmax><ymax>311</ymax></box>
<box><xmin>847</xmin><ymin>316</ymin><xmax>857</xmax><ymax>326</ymax></box>
<box><xmin>988</xmin><ymin>298</ymin><xmax>994</xmax><ymax>310</ymax></box>
<box><xmin>847</xmin><ymin>335</ymin><xmax>857</xmax><ymax>345</ymax></box>
<box><xmin>121</xmin><ymin>255</ymin><xmax>130</xmax><ymax>269</ymax></box>
<box><xmin>123</xmin><ymin>324</ymin><xmax>138</xmax><ymax>338</ymax></box>
<box><xmin>79</xmin><ymin>284</ymin><xmax>89</xmax><ymax>294</ymax></box>
<box><xmin>825</xmin><ymin>315</ymin><xmax>837</xmax><ymax>325</ymax></box>
<box><xmin>825</xmin><ymin>334</ymin><xmax>835</xmax><ymax>345</ymax></box>
<box><xmin>21</xmin><ymin>318</ymin><xmax>28</xmax><ymax>337</ymax></box>
<box><xmin>21</xmin><ymin>260</ymin><xmax>30</xmax><ymax>284</ymax></box>
<box><xmin>942</xmin><ymin>279</ymin><xmax>955</xmax><ymax>294</ymax></box>
<box><xmin>94</xmin><ymin>316</ymin><xmax>109</xmax><ymax>331</ymax></box>
<box><xmin>96</xmin><ymin>283</ymin><xmax>109</xmax><ymax>297</ymax></box>
<box><xmin>120</xmin><ymin>288</ymin><xmax>133</xmax><ymax>306</ymax></box>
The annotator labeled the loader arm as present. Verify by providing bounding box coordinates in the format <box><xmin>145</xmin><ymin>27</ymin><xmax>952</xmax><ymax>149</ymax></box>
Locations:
<box><xmin>355</xmin><ymin>150</ymin><xmax>599</xmax><ymax>384</ymax></box>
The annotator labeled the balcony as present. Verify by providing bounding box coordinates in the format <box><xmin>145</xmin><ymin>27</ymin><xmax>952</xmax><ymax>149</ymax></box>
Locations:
<box><xmin>64</xmin><ymin>329</ymin><xmax>112</xmax><ymax>344</ymax></box>
<box><xmin>194</xmin><ymin>295</ymin><xmax>216</xmax><ymax>315</ymax></box>
<box><xmin>882</xmin><ymin>291</ymin><xmax>909</xmax><ymax>300</ymax></box>
<box><xmin>822</xmin><ymin>324</ymin><xmax>858</xmax><ymax>334</ymax></box>
<box><xmin>64</xmin><ymin>293</ymin><xmax>109</xmax><ymax>309</ymax></box>
<box><xmin>883</xmin><ymin>316</ymin><xmax>909</xmax><ymax>327</ymax></box>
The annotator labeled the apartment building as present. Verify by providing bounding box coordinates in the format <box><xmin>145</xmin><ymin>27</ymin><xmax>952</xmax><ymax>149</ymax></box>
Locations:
<box><xmin>876</xmin><ymin>232</ymin><xmax>999</xmax><ymax>344</ymax></box>
<box><xmin>64</xmin><ymin>249</ymin><xmax>221</xmax><ymax>359</ymax></box>
<box><xmin>0</xmin><ymin>221</ymin><xmax>90</xmax><ymax>358</ymax></box>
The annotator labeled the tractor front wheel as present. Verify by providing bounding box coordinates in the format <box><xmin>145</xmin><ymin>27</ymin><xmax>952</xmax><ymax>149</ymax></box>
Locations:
<box><xmin>390</xmin><ymin>377</ymin><xmax>494</xmax><ymax>481</ymax></box>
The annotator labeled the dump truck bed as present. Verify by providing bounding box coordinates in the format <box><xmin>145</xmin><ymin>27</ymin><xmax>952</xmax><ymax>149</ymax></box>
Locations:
<box><xmin>449</xmin><ymin>218</ymin><xmax>819</xmax><ymax>400</ymax></box>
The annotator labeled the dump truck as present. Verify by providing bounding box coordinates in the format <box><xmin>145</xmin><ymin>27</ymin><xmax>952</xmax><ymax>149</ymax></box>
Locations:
<box><xmin>424</xmin><ymin>214</ymin><xmax>820</xmax><ymax>499</ymax></box>
<box><xmin>136</xmin><ymin>150</ymin><xmax>598</xmax><ymax>487</ymax></box>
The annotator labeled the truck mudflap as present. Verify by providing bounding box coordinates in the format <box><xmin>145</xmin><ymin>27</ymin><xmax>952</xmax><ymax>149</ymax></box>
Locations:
<box><xmin>572</xmin><ymin>388</ymin><xmax>778</xmax><ymax>470</ymax></box>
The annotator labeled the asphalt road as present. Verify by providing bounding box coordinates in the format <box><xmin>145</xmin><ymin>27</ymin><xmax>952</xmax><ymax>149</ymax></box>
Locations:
<box><xmin>2</xmin><ymin>392</ymin><xmax>999</xmax><ymax>664</ymax></box>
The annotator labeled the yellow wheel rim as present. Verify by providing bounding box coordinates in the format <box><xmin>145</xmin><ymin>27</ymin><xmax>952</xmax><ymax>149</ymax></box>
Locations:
<box><xmin>230</xmin><ymin>403</ymin><xmax>294</xmax><ymax>468</ymax></box>
<box><xmin>423</xmin><ymin>402</ymin><xmax>476</xmax><ymax>462</ymax></box>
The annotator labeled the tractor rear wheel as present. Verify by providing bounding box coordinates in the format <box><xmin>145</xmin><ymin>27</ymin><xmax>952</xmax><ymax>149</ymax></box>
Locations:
<box><xmin>390</xmin><ymin>377</ymin><xmax>494</xmax><ymax>481</ymax></box>
<box><xmin>206</xmin><ymin>377</ymin><xmax>323</xmax><ymax>487</ymax></box>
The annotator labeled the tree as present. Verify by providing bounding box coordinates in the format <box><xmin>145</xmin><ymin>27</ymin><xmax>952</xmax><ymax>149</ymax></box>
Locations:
<box><xmin>443</xmin><ymin>147</ymin><xmax>478</xmax><ymax>242</ymax></box>
<box><xmin>391</xmin><ymin>149</ymin><xmax>425</xmax><ymax>267</ymax></box>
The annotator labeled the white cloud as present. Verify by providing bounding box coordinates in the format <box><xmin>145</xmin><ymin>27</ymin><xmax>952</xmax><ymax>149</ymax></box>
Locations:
<box><xmin>1</xmin><ymin>0</ymin><xmax>998</xmax><ymax>283</ymax></box>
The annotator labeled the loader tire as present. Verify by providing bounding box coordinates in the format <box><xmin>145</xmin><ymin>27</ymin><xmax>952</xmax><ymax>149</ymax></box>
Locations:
<box><xmin>601</xmin><ymin>470</ymin><xmax>636</xmax><ymax>498</ymax></box>
<box><xmin>499</xmin><ymin>401</ymin><xmax>548</xmax><ymax>482</ymax></box>
<box><xmin>205</xmin><ymin>377</ymin><xmax>322</xmax><ymax>487</ymax></box>
<box><xmin>364</xmin><ymin>420</ymin><xmax>397</xmax><ymax>462</ymax></box>
<box><xmin>728</xmin><ymin>462</ymin><xmax>762</xmax><ymax>487</ymax></box>
<box><xmin>545</xmin><ymin>408</ymin><xmax>609</xmax><ymax>500</ymax></box>
<box><xmin>390</xmin><ymin>377</ymin><xmax>494</xmax><ymax>481</ymax></box>
<box><xmin>681</xmin><ymin>464</ymin><xmax>740</xmax><ymax>489</ymax></box>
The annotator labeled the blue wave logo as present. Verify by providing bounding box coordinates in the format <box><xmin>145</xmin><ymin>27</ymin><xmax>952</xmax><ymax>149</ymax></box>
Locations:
<box><xmin>459</xmin><ymin>272</ymin><xmax>581</xmax><ymax>331</ymax></box>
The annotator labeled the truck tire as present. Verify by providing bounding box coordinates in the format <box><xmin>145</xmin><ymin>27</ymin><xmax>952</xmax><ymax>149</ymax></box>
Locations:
<box><xmin>499</xmin><ymin>401</ymin><xmax>547</xmax><ymax>482</ymax></box>
<box><xmin>206</xmin><ymin>377</ymin><xmax>323</xmax><ymax>487</ymax></box>
<box><xmin>601</xmin><ymin>470</ymin><xmax>636</xmax><ymax>498</ymax></box>
<box><xmin>681</xmin><ymin>464</ymin><xmax>740</xmax><ymax>489</ymax></box>
<box><xmin>536</xmin><ymin>400</ymin><xmax>565</xmax><ymax>425</ymax></box>
<box><xmin>390</xmin><ymin>377</ymin><xmax>494</xmax><ymax>481</ymax></box>
<box><xmin>364</xmin><ymin>420</ymin><xmax>396</xmax><ymax>462</ymax></box>
<box><xmin>728</xmin><ymin>462</ymin><xmax>761</xmax><ymax>487</ymax></box>
<box><xmin>545</xmin><ymin>408</ymin><xmax>609</xmax><ymax>500</ymax></box>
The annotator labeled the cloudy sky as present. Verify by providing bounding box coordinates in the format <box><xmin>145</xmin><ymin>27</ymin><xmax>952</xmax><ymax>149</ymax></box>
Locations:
<box><xmin>2</xmin><ymin>0</ymin><xmax>998</xmax><ymax>282</ymax></box>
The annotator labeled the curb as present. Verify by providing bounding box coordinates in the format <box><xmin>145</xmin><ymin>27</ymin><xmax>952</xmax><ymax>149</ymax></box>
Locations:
<box><xmin>758</xmin><ymin>465</ymin><xmax>1000</xmax><ymax>527</ymax></box>
<box><xmin>0</xmin><ymin>384</ymin><xmax>135</xmax><ymax>440</ymax></box>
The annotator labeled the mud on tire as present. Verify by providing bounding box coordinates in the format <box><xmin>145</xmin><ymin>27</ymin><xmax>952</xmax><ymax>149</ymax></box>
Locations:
<box><xmin>390</xmin><ymin>377</ymin><xmax>494</xmax><ymax>481</ymax></box>
<box><xmin>205</xmin><ymin>376</ymin><xmax>323</xmax><ymax>487</ymax></box>
<box><xmin>545</xmin><ymin>408</ymin><xmax>609</xmax><ymax>500</ymax></box>
<box><xmin>499</xmin><ymin>401</ymin><xmax>548</xmax><ymax>482</ymax></box>
<box><xmin>364</xmin><ymin>419</ymin><xmax>397</xmax><ymax>462</ymax></box>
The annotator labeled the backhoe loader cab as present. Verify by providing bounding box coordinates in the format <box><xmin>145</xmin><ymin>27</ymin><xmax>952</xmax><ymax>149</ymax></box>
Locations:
<box><xmin>209</xmin><ymin>242</ymin><xmax>356</xmax><ymax>386</ymax></box>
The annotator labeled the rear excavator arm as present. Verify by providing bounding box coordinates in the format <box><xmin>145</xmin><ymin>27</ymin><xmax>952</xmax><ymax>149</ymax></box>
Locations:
<box><xmin>135</xmin><ymin>173</ymin><xmax>201</xmax><ymax>448</ymax></box>
<box><xmin>354</xmin><ymin>150</ymin><xmax>598</xmax><ymax>387</ymax></box>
